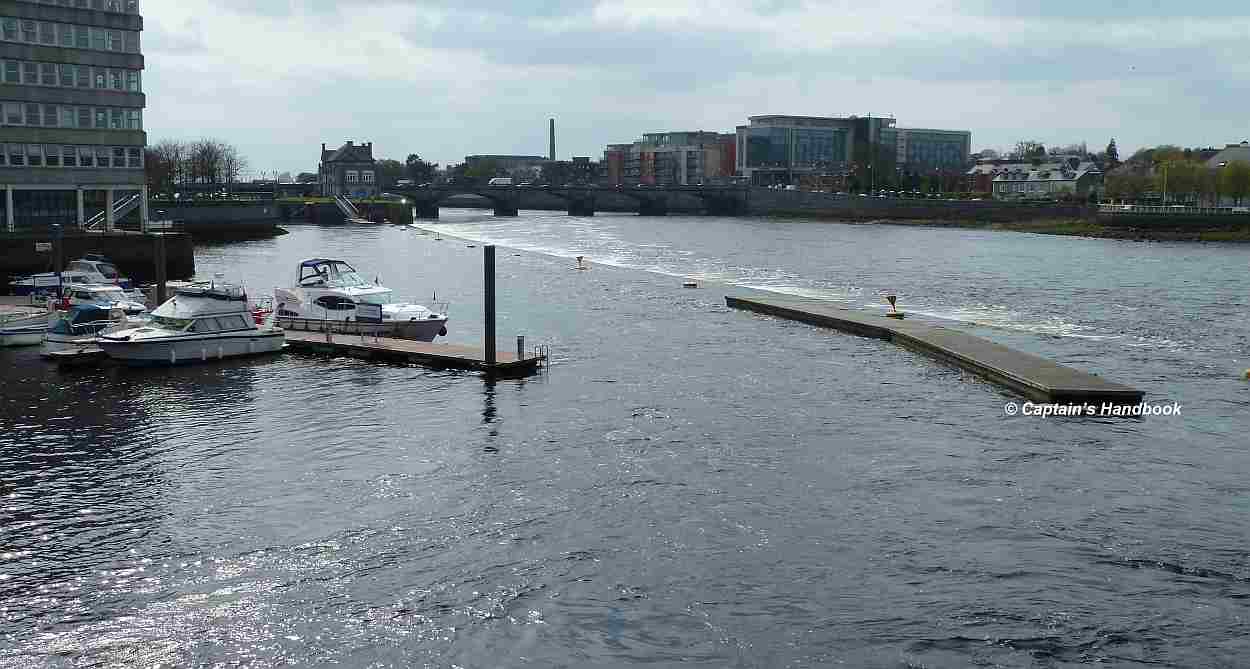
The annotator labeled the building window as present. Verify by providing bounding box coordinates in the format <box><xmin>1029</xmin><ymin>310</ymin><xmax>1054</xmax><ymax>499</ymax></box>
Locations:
<box><xmin>113</xmin><ymin>147</ymin><xmax>125</xmax><ymax>167</ymax></box>
<box><xmin>3</xmin><ymin>61</ymin><xmax>16</xmax><ymax>83</ymax></box>
<box><xmin>128</xmin><ymin>147</ymin><xmax>141</xmax><ymax>168</ymax></box>
<box><xmin>24</xmin><ymin>103</ymin><xmax>39</xmax><ymax>126</ymax></box>
<box><xmin>76</xmin><ymin>66</ymin><xmax>88</xmax><ymax>88</ymax></box>
<box><xmin>38</xmin><ymin>22</ymin><xmax>54</xmax><ymax>44</ymax></box>
<box><xmin>22</xmin><ymin>62</ymin><xmax>36</xmax><ymax>84</ymax></box>
<box><xmin>4</xmin><ymin>102</ymin><xmax>20</xmax><ymax>125</ymax></box>
<box><xmin>126</xmin><ymin>110</ymin><xmax>140</xmax><ymax>129</ymax></box>
<box><xmin>106</xmin><ymin>30</ymin><xmax>120</xmax><ymax>51</ymax></box>
<box><xmin>59</xmin><ymin>23</ymin><xmax>73</xmax><ymax>47</ymax></box>
<box><xmin>60</xmin><ymin>107</ymin><xmax>75</xmax><ymax>128</ymax></box>
<box><xmin>41</xmin><ymin>63</ymin><xmax>56</xmax><ymax>86</ymax></box>
<box><xmin>61</xmin><ymin>64</ymin><xmax>74</xmax><ymax>87</ymax></box>
<box><xmin>91</xmin><ymin>28</ymin><xmax>104</xmax><ymax>51</ymax></box>
<box><xmin>109</xmin><ymin>108</ymin><xmax>122</xmax><ymax>129</ymax></box>
<box><xmin>362</xmin><ymin>171</ymin><xmax>374</xmax><ymax>183</ymax></box>
<box><xmin>126</xmin><ymin>71</ymin><xmax>139</xmax><ymax>92</ymax></box>
<box><xmin>76</xmin><ymin>26</ymin><xmax>88</xmax><ymax>49</ymax></box>
<box><xmin>123</xmin><ymin>31</ymin><xmax>138</xmax><ymax>53</ymax></box>
<box><xmin>21</xmin><ymin>21</ymin><xmax>36</xmax><ymax>43</ymax></box>
<box><xmin>45</xmin><ymin>144</ymin><xmax>60</xmax><ymax>167</ymax></box>
<box><xmin>94</xmin><ymin>109</ymin><xmax>106</xmax><ymax>128</ymax></box>
<box><xmin>27</xmin><ymin>143</ymin><xmax>42</xmax><ymax>167</ymax></box>
<box><xmin>96</xmin><ymin>146</ymin><xmax>110</xmax><ymax>168</ymax></box>
<box><xmin>1</xmin><ymin>19</ymin><xmax>15</xmax><ymax>41</ymax></box>
<box><xmin>346</xmin><ymin>170</ymin><xmax>358</xmax><ymax>183</ymax></box>
<box><xmin>63</xmin><ymin>145</ymin><xmax>76</xmax><ymax>167</ymax></box>
<box><xmin>78</xmin><ymin>146</ymin><xmax>93</xmax><ymax>167</ymax></box>
<box><xmin>43</xmin><ymin>104</ymin><xmax>57</xmax><ymax>127</ymax></box>
<box><xmin>9</xmin><ymin>144</ymin><xmax>24</xmax><ymax>166</ymax></box>
<box><xmin>78</xmin><ymin>107</ymin><xmax>90</xmax><ymax>128</ymax></box>
<box><xmin>94</xmin><ymin>70</ymin><xmax>104</xmax><ymax>88</ymax></box>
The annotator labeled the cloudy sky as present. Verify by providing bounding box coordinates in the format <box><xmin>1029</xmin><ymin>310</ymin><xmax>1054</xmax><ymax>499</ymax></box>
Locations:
<box><xmin>143</xmin><ymin>1</ymin><xmax>1250</xmax><ymax>176</ymax></box>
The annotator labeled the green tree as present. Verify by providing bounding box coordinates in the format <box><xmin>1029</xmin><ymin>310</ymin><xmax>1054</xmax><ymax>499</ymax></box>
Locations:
<box><xmin>1222</xmin><ymin>161</ymin><xmax>1250</xmax><ymax>205</ymax></box>
<box><xmin>1161</xmin><ymin>160</ymin><xmax>1199</xmax><ymax>203</ymax></box>
<box><xmin>464</xmin><ymin>159</ymin><xmax>498</xmax><ymax>181</ymax></box>
<box><xmin>405</xmin><ymin>154</ymin><xmax>437</xmax><ymax>183</ymax></box>
<box><xmin>1196</xmin><ymin>167</ymin><xmax>1220</xmax><ymax>206</ymax></box>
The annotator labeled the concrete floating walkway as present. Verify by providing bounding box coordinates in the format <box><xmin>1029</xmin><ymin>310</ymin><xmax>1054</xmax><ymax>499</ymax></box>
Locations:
<box><xmin>726</xmin><ymin>295</ymin><xmax>1143</xmax><ymax>405</ymax></box>
<box><xmin>284</xmin><ymin>330</ymin><xmax>544</xmax><ymax>376</ymax></box>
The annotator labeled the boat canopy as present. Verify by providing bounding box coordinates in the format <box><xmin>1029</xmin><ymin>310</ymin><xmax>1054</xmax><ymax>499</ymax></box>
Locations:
<box><xmin>49</xmin><ymin>305</ymin><xmax>111</xmax><ymax>334</ymax></box>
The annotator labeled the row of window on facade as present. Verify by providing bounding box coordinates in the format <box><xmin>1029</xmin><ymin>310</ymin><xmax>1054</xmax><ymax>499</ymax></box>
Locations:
<box><xmin>1</xmin><ymin>59</ymin><xmax>140</xmax><ymax>92</ymax></box>
<box><xmin>997</xmin><ymin>181</ymin><xmax>1070</xmax><ymax>193</ymax></box>
<box><xmin>0</xmin><ymin>144</ymin><xmax>142</xmax><ymax>168</ymax></box>
<box><xmin>0</xmin><ymin>101</ymin><xmax>141</xmax><ymax>130</ymax></box>
<box><xmin>0</xmin><ymin>17</ymin><xmax>140</xmax><ymax>54</ymax></box>
<box><xmin>23</xmin><ymin>0</ymin><xmax>139</xmax><ymax>15</ymax></box>
<box><xmin>329</xmin><ymin>170</ymin><xmax>375</xmax><ymax>184</ymax></box>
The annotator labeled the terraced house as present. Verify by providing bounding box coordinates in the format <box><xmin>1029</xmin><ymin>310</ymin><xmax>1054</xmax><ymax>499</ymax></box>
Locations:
<box><xmin>0</xmin><ymin>0</ymin><xmax>146</xmax><ymax>231</ymax></box>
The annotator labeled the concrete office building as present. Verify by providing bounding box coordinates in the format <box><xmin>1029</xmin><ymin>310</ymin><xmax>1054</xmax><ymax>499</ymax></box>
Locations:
<box><xmin>0</xmin><ymin>0</ymin><xmax>147</xmax><ymax>231</ymax></box>
<box><xmin>893</xmin><ymin>127</ymin><xmax>972</xmax><ymax>172</ymax></box>
<box><xmin>603</xmin><ymin>131</ymin><xmax>735</xmax><ymax>186</ymax></box>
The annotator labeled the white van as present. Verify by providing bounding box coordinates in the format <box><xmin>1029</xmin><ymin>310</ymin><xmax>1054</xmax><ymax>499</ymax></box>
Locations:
<box><xmin>487</xmin><ymin>177</ymin><xmax>513</xmax><ymax>186</ymax></box>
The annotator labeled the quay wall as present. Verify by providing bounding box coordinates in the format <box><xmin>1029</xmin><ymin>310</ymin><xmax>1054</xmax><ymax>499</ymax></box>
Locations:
<box><xmin>1</xmin><ymin>231</ymin><xmax>195</xmax><ymax>286</ymax></box>
<box><xmin>150</xmin><ymin>201</ymin><xmax>285</xmax><ymax>239</ymax></box>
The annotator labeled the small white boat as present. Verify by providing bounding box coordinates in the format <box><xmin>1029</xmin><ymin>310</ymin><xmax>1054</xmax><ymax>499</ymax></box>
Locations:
<box><xmin>0</xmin><ymin>308</ymin><xmax>50</xmax><ymax>347</ymax></box>
<box><xmin>41</xmin><ymin>304</ymin><xmax>134</xmax><ymax>356</ymax></box>
<box><xmin>274</xmin><ymin>258</ymin><xmax>448</xmax><ymax>342</ymax></box>
<box><xmin>98</xmin><ymin>280</ymin><xmax>284</xmax><ymax>365</ymax></box>
<box><xmin>10</xmin><ymin>255</ymin><xmax>133</xmax><ymax>296</ymax></box>
<box><xmin>54</xmin><ymin>283</ymin><xmax>148</xmax><ymax>316</ymax></box>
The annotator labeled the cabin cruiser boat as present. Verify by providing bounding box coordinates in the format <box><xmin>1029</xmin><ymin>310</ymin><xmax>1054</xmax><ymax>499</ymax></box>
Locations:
<box><xmin>41</xmin><ymin>304</ymin><xmax>135</xmax><ymax>355</ymax></box>
<box><xmin>0</xmin><ymin>307</ymin><xmax>49</xmax><ymax>347</ymax></box>
<box><xmin>56</xmin><ymin>283</ymin><xmax>148</xmax><ymax>316</ymax></box>
<box><xmin>10</xmin><ymin>255</ymin><xmax>133</xmax><ymax>296</ymax></box>
<box><xmin>274</xmin><ymin>258</ymin><xmax>448</xmax><ymax>342</ymax></box>
<box><xmin>97</xmin><ymin>280</ymin><xmax>284</xmax><ymax>365</ymax></box>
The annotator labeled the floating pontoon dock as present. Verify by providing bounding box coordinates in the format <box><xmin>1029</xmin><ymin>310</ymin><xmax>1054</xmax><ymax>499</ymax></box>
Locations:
<box><xmin>283</xmin><ymin>330</ymin><xmax>545</xmax><ymax>376</ymax></box>
<box><xmin>726</xmin><ymin>295</ymin><xmax>1143</xmax><ymax>405</ymax></box>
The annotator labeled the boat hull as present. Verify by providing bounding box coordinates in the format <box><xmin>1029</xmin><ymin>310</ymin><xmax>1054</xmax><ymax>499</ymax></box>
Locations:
<box><xmin>41</xmin><ymin>333</ymin><xmax>101</xmax><ymax>356</ymax></box>
<box><xmin>276</xmin><ymin>316</ymin><xmax>448</xmax><ymax>342</ymax></box>
<box><xmin>0</xmin><ymin>326</ymin><xmax>46</xmax><ymax>347</ymax></box>
<box><xmin>97</xmin><ymin>330</ymin><xmax>286</xmax><ymax>365</ymax></box>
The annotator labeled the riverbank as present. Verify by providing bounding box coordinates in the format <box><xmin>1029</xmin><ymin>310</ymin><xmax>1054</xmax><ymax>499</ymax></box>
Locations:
<box><xmin>850</xmin><ymin>217</ymin><xmax>1250</xmax><ymax>242</ymax></box>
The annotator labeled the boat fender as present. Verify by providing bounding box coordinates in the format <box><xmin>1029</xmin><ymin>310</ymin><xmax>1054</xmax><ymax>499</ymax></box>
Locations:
<box><xmin>439</xmin><ymin>326</ymin><xmax>447</xmax><ymax>337</ymax></box>
<box><xmin>1244</xmin><ymin>369</ymin><xmax>1250</xmax><ymax>381</ymax></box>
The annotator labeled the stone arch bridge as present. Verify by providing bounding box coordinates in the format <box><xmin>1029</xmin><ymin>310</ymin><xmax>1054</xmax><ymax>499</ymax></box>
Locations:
<box><xmin>393</xmin><ymin>184</ymin><xmax>750</xmax><ymax>218</ymax></box>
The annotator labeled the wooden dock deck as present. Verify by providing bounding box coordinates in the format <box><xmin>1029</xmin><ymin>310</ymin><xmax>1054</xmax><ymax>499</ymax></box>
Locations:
<box><xmin>283</xmin><ymin>330</ymin><xmax>545</xmax><ymax>376</ymax></box>
<box><xmin>726</xmin><ymin>295</ymin><xmax>1143</xmax><ymax>405</ymax></box>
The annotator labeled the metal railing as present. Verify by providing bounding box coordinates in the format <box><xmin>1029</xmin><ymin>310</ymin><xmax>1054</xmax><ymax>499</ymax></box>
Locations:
<box><xmin>83</xmin><ymin>193</ymin><xmax>143</xmax><ymax>231</ymax></box>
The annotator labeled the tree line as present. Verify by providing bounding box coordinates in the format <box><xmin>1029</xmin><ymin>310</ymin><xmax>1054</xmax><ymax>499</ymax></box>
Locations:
<box><xmin>1103</xmin><ymin>145</ymin><xmax>1250</xmax><ymax>206</ymax></box>
<box><xmin>144</xmin><ymin>139</ymin><xmax>249</xmax><ymax>194</ymax></box>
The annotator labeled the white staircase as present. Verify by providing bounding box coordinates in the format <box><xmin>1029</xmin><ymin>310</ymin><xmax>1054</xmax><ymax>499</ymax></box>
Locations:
<box><xmin>84</xmin><ymin>192</ymin><xmax>143</xmax><ymax>231</ymax></box>
<box><xmin>334</xmin><ymin>195</ymin><xmax>362</xmax><ymax>219</ymax></box>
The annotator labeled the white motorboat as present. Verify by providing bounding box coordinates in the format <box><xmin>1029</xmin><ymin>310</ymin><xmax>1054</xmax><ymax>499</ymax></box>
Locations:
<box><xmin>274</xmin><ymin>258</ymin><xmax>448</xmax><ymax>342</ymax></box>
<box><xmin>41</xmin><ymin>304</ymin><xmax>134</xmax><ymax>356</ymax></box>
<box><xmin>97</xmin><ymin>280</ymin><xmax>284</xmax><ymax>365</ymax></box>
<box><xmin>10</xmin><ymin>255</ymin><xmax>134</xmax><ymax>296</ymax></box>
<box><xmin>54</xmin><ymin>283</ymin><xmax>148</xmax><ymax>316</ymax></box>
<box><xmin>0</xmin><ymin>307</ymin><xmax>50</xmax><ymax>347</ymax></box>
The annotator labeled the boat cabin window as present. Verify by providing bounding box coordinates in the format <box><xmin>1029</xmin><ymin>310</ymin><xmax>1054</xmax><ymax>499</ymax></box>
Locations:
<box><xmin>299</xmin><ymin>261</ymin><xmax>370</xmax><ymax>288</ymax></box>
<box><xmin>152</xmin><ymin>315</ymin><xmax>191</xmax><ymax>331</ymax></box>
<box><xmin>314</xmin><ymin>295</ymin><xmax>356</xmax><ymax>311</ymax></box>
<box><xmin>210</xmin><ymin>316</ymin><xmax>249</xmax><ymax>331</ymax></box>
<box><xmin>97</xmin><ymin>263</ymin><xmax>119</xmax><ymax>279</ymax></box>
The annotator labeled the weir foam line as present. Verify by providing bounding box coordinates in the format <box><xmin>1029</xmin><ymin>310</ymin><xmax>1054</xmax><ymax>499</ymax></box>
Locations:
<box><xmin>725</xmin><ymin>295</ymin><xmax>1144</xmax><ymax>405</ymax></box>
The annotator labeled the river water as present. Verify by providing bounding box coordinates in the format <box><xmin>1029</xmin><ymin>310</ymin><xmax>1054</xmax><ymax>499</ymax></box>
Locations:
<box><xmin>2</xmin><ymin>210</ymin><xmax>1248</xmax><ymax>667</ymax></box>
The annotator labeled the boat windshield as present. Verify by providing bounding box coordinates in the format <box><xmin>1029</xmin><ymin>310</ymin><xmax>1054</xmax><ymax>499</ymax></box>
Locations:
<box><xmin>355</xmin><ymin>290</ymin><xmax>393</xmax><ymax>305</ymax></box>
<box><xmin>301</xmin><ymin>261</ymin><xmax>371</xmax><ymax>288</ymax></box>
<box><xmin>151</xmin><ymin>315</ymin><xmax>192</xmax><ymax>331</ymax></box>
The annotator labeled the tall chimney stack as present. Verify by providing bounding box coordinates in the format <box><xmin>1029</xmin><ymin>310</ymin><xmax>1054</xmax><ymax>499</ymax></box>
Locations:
<box><xmin>549</xmin><ymin>118</ymin><xmax>555</xmax><ymax>161</ymax></box>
